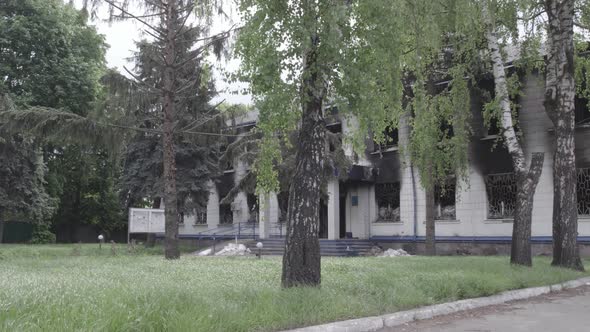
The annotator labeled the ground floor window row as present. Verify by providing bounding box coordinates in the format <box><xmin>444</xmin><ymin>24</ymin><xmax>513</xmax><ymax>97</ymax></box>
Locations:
<box><xmin>373</xmin><ymin>167</ymin><xmax>590</xmax><ymax>223</ymax></box>
<box><xmin>177</xmin><ymin>167</ymin><xmax>590</xmax><ymax>225</ymax></box>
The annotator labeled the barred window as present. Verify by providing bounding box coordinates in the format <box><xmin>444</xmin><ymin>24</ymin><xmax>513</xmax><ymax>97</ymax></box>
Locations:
<box><xmin>435</xmin><ymin>180</ymin><xmax>456</xmax><ymax>220</ymax></box>
<box><xmin>578</xmin><ymin>168</ymin><xmax>590</xmax><ymax>216</ymax></box>
<box><xmin>485</xmin><ymin>173</ymin><xmax>516</xmax><ymax>219</ymax></box>
<box><xmin>375</xmin><ymin>183</ymin><xmax>401</xmax><ymax>222</ymax></box>
<box><xmin>194</xmin><ymin>209</ymin><xmax>207</xmax><ymax>225</ymax></box>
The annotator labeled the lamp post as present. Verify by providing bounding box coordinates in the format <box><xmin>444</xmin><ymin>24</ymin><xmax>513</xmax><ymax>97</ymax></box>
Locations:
<box><xmin>98</xmin><ymin>234</ymin><xmax>104</xmax><ymax>249</ymax></box>
<box><xmin>256</xmin><ymin>242</ymin><xmax>263</xmax><ymax>259</ymax></box>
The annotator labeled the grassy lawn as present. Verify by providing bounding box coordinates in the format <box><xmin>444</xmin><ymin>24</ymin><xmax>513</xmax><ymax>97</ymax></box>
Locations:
<box><xmin>0</xmin><ymin>244</ymin><xmax>588</xmax><ymax>331</ymax></box>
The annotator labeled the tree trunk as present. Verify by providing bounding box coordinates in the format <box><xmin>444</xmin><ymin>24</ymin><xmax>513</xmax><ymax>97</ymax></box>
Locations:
<box><xmin>511</xmin><ymin>154</ymin><xmax>544</xmax><ymax>266</ymax></box>
<box><xmin>425</xmin><ymin>183</ymin><xmax>436</xmax><ymax>256</ymax></box>
<box><xmin>484</xmin><ymin>2</ymin><xmax>544</xmax><ymax>266</ymax></box>
<box><xmin>544</xmin><ymin>0</ymin><xmax>583</xmax><ymax>271</ymax></box>
<box><xmin>162</xmin><ymin>1</ymin><xmax>180</xmax><ymax>260</ymax></box>
<box><xmin>281</xmin><ymin>35</ymin><xmax>325</xmax><ymax>288</ymax></box>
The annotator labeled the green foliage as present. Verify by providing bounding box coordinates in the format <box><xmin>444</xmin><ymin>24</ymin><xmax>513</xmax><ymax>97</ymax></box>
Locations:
<box><xmin>221</xmin><ymin>127</ymin><xmax>351</xmax><ymax>204</ymax></box>
<box><xmin>30</xmin><ymin>224</ymin><xmax>56</xmax><ymax>244</ymax></box>
<box><xmin>235</xmin><ymin>0</ymin><xmax>353</xmax><ymax>194</ymax></box>
<box><xmin>575</xmin><ymin>41</ymin><xmax>590</xmax><ymax>115</ymax></box>
<box><xmin>0</xmin><ymin>0</ymin><xmax>106</xmax><ymax>113</ymax></box>
<box><xmin>408</xmin><ymin>68</ymin><xmax>472</xmax><ymax>191</ymax></box>
<box><xmin>0</xmin><ymin>97</ymin><xmax>56</xmax><ymax>225</ymax></box>
<box><xmin>0</xmin><ymin>0</ymin><xmax>121</xmax><ymax>237</ymax></box>
<box><xmin>115</xmin><ymin>32</ymin><xmax>223</xmax><ymax>215</ymax></box>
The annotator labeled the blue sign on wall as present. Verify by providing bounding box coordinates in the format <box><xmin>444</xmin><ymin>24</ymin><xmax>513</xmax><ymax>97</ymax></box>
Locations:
<box><xmin>351</xmin><ymin>195</ymin><xmax>358</xmax><ymax>206</ymax></box>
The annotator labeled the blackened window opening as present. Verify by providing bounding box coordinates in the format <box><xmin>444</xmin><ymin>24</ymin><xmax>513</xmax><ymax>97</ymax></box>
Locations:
<box><xmin>578</xmin><ymin>168</ymin><xmax>590</xmax><ymax>216</ymax></box>
<box><xmin>374</xmin><ymin>126</ymin><xmax>399</xmax><ymax>152</ymax></box>
<box><xmin>247</xmin><ymin>193</ymin><xmax>259</xmax><ymax>223</ymax></box>
<box><xmin>277</xmin><ymin>191</ymin><xmax>289</xmax><ymax>223</ymax></box>
<box><xmin>575</xmin><ymin>95</ymin><xmax>590</xmax><ymax>125</ymax></box>
<box><xmin>375</xmin><ymin>182</ymin><xmax>401</xmax><ymax>222</ymax></box>
<box><xmin>220</xmin><ymin>204</ymin><xmax>233</xmax><ymax>224</ymax></box>
<box><xmin>194</xmin><ymin>208</ymin><xmax>207</xmax><ymax>225</ymax></box>
<box><xmin>434</xmin><ymin>180</ymin><xmax>456</xmax><ymax>220</ymax></box>
<box><xmin>485</xmin><ymin>173</ymin><xmax>517</xmax><ymax>219</ymax></box>
<box><xmin>478</xmin><ymin>73</ymin><xmax>521</xmax><ymax>137</ymax></box>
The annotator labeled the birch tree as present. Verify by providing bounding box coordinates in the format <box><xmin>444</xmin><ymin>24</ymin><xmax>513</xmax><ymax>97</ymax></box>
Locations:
<box><xmin>482</xmin><ymin>0</ymin><xmax>544</xmax><ymax>266</ymax></box>
<box><xmin>542</xmin><ymin>0</ymin><xmax>584</xmax><ymax>270</ymax></box>
<box><xmin>236</xmin><ymin>0</ymin><xmax>358</xmax><ymax>287</ymax></box>
<box><xmin>518</xmin><ymin>0</ymin><xmax>588</xmax><ymax>270</ymax></box>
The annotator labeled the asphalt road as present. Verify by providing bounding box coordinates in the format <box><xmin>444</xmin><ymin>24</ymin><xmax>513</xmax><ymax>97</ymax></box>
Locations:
<box><xmin>383</xmin><ymin>285</ymin><xmax>590</xmax><ymax>332</ymax></box>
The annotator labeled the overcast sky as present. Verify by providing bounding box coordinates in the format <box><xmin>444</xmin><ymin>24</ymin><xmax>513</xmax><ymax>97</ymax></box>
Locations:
<box><xmin>73</xmin><ymin>1</ymin><xmax>252</xmax><ymax>105</ymax></box>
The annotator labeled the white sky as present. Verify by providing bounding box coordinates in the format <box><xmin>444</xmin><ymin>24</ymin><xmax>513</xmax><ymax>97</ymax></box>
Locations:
<box><xmin>73</xmin><ymin>1</ymin><xmax>252</xmax><ymax>105</ymax></box>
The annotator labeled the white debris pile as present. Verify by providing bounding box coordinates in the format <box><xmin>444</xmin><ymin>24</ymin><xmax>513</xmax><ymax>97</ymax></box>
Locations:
<box><xmin>379</xmin><ymin>248</ymin><xmax>410</xmax><ymax>257</ymax></box>
<box><xmin>215</xmin><ymin>243</ymin><xmax>251</xmax><ymax>256</ymax></box>
<box><xmin>196</xmin><ymin>248</ymin><xmax>212</xmax><ymax>256</ymax></box>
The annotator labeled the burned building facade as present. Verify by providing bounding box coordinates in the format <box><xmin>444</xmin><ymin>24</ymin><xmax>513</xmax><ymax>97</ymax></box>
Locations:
<box><xmin>129</xmin><ymin>73</ymin><xmax>590</xmax><ymax>249</ymax></box>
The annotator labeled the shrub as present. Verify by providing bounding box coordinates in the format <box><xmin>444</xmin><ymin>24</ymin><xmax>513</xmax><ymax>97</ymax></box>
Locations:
<box><xmin>30</xmin><ymin>225</ymin><xmax>56</xmax><ymax>244</ymax></box>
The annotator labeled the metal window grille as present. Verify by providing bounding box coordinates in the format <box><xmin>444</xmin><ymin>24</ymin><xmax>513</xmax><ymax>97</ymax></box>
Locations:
<box><xmin>194</xmin><ymin>210</ymin><xmax>207</xmax><ymax>225</ymax></box>
<box><xmin>578</xmin><ymin>168</ymin><xmax>590</xmax><ymax>216</ymax></box>
<box><xmin>485</xmin><ymin>173</ymin><xmax>516</xmax><ymax>219</ymax></box>
<box><xmin>375</xmin><ymin>182</ymin><xmax>401</xmax><ymax>222</ymax></box>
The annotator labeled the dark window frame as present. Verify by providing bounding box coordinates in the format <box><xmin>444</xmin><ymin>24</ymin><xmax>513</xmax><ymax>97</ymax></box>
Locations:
<box><xmin>485</xmin><ymin>172</ymin><xmax>517</xmax><ymax>220</ymax></box>
<box><xmin>375</xmin><ymin>182</ymin><xmax>401</xmax><ymax>222</ymax></box>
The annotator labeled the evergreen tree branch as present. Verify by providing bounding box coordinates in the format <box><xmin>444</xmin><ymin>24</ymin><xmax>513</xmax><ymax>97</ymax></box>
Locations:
<box><xmin>102</xmin><ymin>0</ymin><xmax>164</xmax><ymax>35</ymax></box>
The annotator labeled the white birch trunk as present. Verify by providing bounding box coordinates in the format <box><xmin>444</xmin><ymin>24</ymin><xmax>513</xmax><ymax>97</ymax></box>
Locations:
<box><xmin>543</xmin><ymin>0</ymin><xmax>583</xmax><ymax>270</ymax></box>
<box><xmin>483</xmin><ymin>1</ymin><xmax>544</xmax><ymax>266</ymax></box>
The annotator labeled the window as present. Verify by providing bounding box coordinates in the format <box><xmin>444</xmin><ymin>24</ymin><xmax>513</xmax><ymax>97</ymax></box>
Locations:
<box><xmin>434</xmin><ymin>180</ymin><xmax>456</xmax><ymax>220</ymax></box>
<box><xmin>220</xmin><ymin>204</ymin><xmax>233</xmax><ymax>224</ymax></box>
<box><xmin>277</xmin><ymin>192</ymin><xmax>289</xmax><ymax>223</ymax></box>
<box><xmin>485</xmin><ymin>173</ymin><xmax>516</xmax><ymax>219</ymax></box>
<box><xmin>194</xmin><ymin>209</ymin><xmax>207</xmax><ymax>225</ymax></box>
<box><xmin>375</xmin><ymin>183</ymin><xmax>401</xmax><ymax>222</ymax></box>
<box><xmin>575</xmin><ymin>96</ymin><xmax>590</xmax><ymax>126</ymax></box>
<box><xmin>373</xmin><ymin>126</ymin><xmax>399</xmax><ymax>152</ymax></box>
<box><xmin>247</xmin><ymin>193</ymin><xmax>259</xmax><ymax>223</ymax></box>
<box><xmin>578</xmin><ymin>168</ymin><xmax>590</xmax><ymax>216</ymax></box>
<box><xmin>478</xmin><ymin>73</ymin><xmax>521</xmax><ymax>137</ymax></box>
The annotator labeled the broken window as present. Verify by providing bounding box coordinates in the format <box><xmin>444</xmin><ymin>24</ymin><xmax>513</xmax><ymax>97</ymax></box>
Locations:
<box><xmin>277</xmin><ymin>192</ymin><xmax>289</xmax><ymax>223</ymax></box>
<box><xmin>578</xmin><ymin>168</ymin><xmax>590</xmax><ymax>216</ymax></box>
<box><xmin>485</xmin><ymin>173</ymin><xmax>516</xmax><ymax>219</ymax></box>
<box><xmin>434</xmin><ymin>180</ymin><xmax>456</xmax><ymax>220</ymax></box>
<box><xmin>373</xmin><ymin>126</ymin><xmax>399</xmax><ymax>152</ymax></box>
<box><xmin>478</xmin><ymin>73</ymin><xmax>521</xmax><ymax>137</ymax></box>
<box><xmin>375</xmin><ymin>182</ymin><xmax>401</xmax><ymax>222</ymax></box>
<box><xmin>575</xmin><ymin>95</ymin><xmax>590</xmax><ymax>126</ymax></box>
<box><xmin>194</xmin><ymin>209</ymin><xmax>207</xmax><ymax>225</ymax></box>
<box><xmin>219</xmin><ymin>204</ymin><xmax>233</xmax><ymax>224</ymax></box>
<box><xmin>247</xmin><ymin>193</ymin><xmax>259</xmax><ymax>223</ymax></box>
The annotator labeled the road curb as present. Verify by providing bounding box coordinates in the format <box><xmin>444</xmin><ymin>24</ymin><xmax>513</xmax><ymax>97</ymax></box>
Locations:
<box><xmin>285</xmin><ymin>276</ymin><xmax>590</xmax><ymax>332</ymax></box>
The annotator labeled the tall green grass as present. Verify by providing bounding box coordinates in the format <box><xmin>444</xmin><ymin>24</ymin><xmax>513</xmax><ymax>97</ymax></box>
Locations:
<box><xmin>0</xmin><ymin>245</ymin><xmax>587</xmax><ymax>331</ymax></box>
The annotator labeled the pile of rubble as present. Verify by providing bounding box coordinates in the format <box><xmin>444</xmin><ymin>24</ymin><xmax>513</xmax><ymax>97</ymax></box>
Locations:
<box><xmin>379</xmin><ymin>248</ymin><xmax>410</xmax><ymax>257</ymax></box>
<box><xmin>196</xmin><ymin>243</ymin><xmax>252</xmax><ymax>256</ymax></box>
<box><xmin>367</xmin><ymin>246</ymin><xmax>411</xmax><ymax>257</ymax></box>
<box><xmin>216</xmin><ymin>243</ymin><xmax>251</xmax><ymax>256</ymax></box>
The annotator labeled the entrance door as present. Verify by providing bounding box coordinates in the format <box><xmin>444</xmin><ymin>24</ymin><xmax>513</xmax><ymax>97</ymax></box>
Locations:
<box><xmin>339</xmin><ymin>189</ymin><xmax>347</xmax><ymax>238</ymax></box>
<box><xmin>319</xmin><ymin>199</ymin><xmax>328</xmax><ymax>238</ymax></box>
